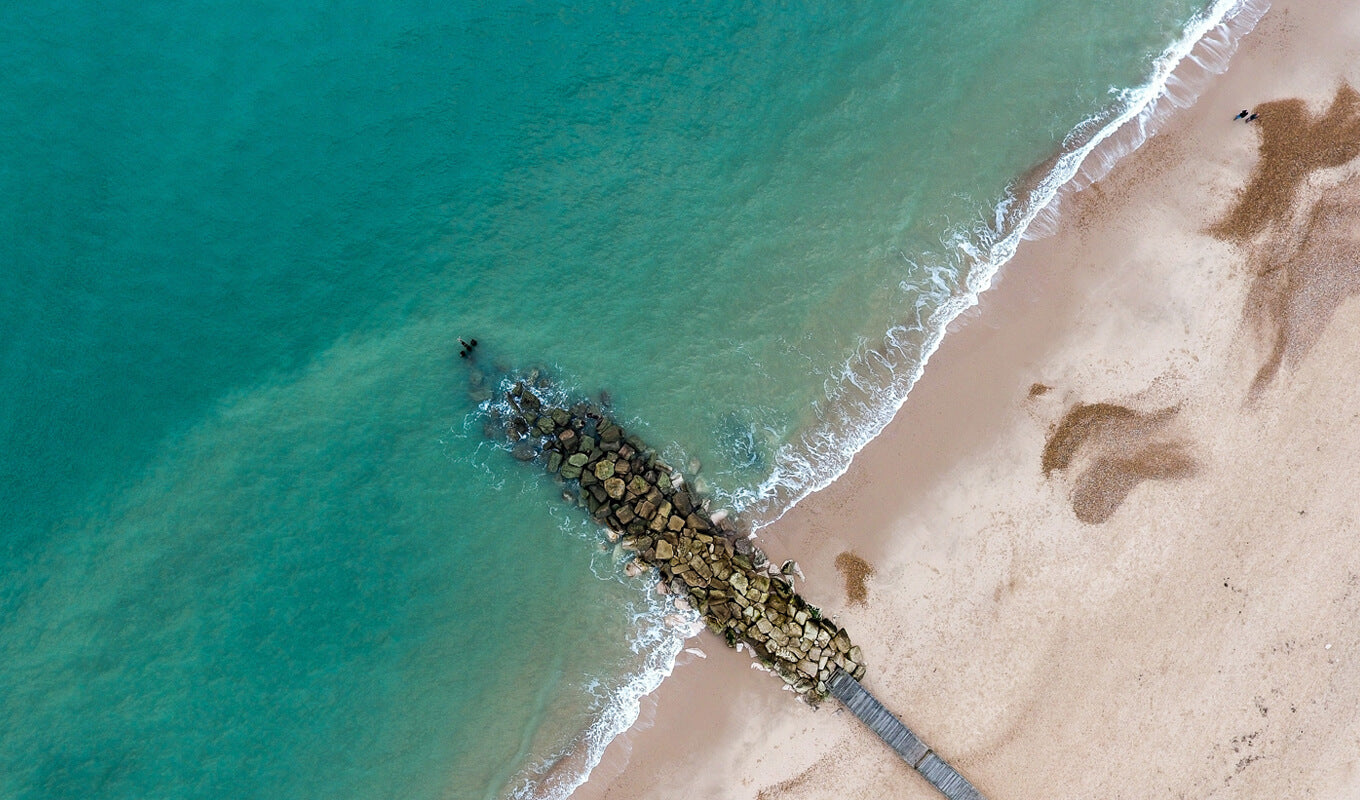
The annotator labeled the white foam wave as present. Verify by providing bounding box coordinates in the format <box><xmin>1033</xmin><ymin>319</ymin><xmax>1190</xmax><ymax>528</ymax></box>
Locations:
<box><xmin>507</xmin><ymin>584</ymin><xmax>694</xmax><ymax>800</ymax></box>
<box><xmin>740</xmin><ymin>0</ymin><xmax>1270</xmax><ymax>526</ymax></box>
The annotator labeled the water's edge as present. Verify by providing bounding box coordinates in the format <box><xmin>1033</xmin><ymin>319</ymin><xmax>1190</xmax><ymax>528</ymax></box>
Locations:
<box><xmin>744</xmin><ymin>0</ymin><xmax>1270</xmax><ymax>528</ymax></box>
<box><xmin>516</xmin><ymin>1</ymin><xmax>1270</xmax><ymax>797</ymax></box>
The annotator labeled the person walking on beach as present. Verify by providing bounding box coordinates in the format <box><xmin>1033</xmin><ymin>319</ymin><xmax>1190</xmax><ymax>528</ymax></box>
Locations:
<box><xmin>1234</xmin><ymin>109</ymin><xmax>1249</xmax><ymax>120</ymax></box>
<box><xmin>1247</xmin><ymin>112</ymin><xmax>1259</xmax><ymax>122</ymax></box>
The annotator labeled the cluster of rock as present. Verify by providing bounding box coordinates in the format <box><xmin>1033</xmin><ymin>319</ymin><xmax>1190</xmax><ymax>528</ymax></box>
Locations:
<box><xmin>496</xmin><ymin>378</ymin><xmax>867</xmax><ymax>700</ymax></box>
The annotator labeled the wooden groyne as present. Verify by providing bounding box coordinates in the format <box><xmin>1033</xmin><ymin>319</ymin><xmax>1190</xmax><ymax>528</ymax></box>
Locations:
<box><xmin>828</xmin><ymin>669</ymin><xmax>985</xmax><ymax>800</ymax></box>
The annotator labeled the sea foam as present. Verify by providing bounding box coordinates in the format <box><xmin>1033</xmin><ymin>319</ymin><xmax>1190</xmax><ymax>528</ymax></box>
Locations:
<box><xmin>741</xmin><ymin>0</ymin><xmax>1270</xmax><ymax>528</ymax></box>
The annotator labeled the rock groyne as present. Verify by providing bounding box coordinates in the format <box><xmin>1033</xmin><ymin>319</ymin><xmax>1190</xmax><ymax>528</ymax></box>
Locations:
<box><xmin>493</xmin><ymin>377</ymin><xmax>867</xmax><ymax>701</ymax></box>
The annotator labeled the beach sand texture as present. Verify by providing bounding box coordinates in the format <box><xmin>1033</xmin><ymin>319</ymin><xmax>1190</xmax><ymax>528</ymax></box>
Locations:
<box><xmin>572</xmin><ymin>1</ymin><xmax>1360</xmax><ymax>798</ymax></box>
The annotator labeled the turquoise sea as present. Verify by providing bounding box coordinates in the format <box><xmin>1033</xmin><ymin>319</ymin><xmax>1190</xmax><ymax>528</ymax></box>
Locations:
<box><xmin>1</xmin><ymin>1</ymin><xmax>1255</xmax><ymax>797</ymax></box>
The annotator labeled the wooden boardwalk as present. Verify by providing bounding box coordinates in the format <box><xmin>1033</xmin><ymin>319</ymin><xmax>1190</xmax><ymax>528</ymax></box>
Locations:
<box><xmin>827</xmin><ymin>669</ymin><xmax>985</xmax><ymax>800</ymax></box>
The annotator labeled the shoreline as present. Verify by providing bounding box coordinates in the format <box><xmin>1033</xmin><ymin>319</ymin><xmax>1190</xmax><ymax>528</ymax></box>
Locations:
<box><xmin>572</xmin><ymin>0</ymin><xmax>1360</xmax><ymax>798</ymax></box>
<box><xmin>744</xmin><ymin>0</ymin><xmax>1266</xmax><ymax>527</ymax></box>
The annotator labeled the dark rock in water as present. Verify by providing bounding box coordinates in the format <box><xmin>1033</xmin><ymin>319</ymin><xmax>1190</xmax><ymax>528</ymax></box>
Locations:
<box><xmin>488</xmin><ymin>373</ymin><xmax>865</xmax><ymax>703</ymax></box>
<box><xmin>599</xmin><ymin>389</ymin><xmax>612</xmax><ymax>408</ymax></box>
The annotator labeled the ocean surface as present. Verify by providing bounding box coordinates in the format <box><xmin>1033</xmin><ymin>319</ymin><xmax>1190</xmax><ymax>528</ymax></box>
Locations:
<box><xmin>0</xmin><ymin>1</ymin><xmax>1253</xmax><ymax>797</ymax></box>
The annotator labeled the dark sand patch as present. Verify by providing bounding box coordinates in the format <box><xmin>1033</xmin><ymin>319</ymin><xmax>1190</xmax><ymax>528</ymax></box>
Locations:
<box><xmin>1028</xmin><ymin>382</ymin><xmax>1052</xmax><ymax>398</ymax></box>
<box><xmin>834</xmin><ymin>551</ymin><xmax>874</xmax><ymax>606</ymax></box>
<box><xmin>1043</xmin><ymin>402</ymin><xmax>1194</xmax><ymax>524</ymax></box>
<box><xmin>1209</xmin><ymin>85</ymin><xmax>1360</xmax><ymax>394</ymax></box>
<box><xmin>1243</xmin><ymin>183</ymin><xmax>1360</xmax><ymax>393</ymax></box>
<box><xmin>1072</xmin><ymin>443</ymin><xmax>1198</xmax><ymax>524</ymax></box>
<box><xmin>1041</xmin><ymin>403</ymin><xmax>1175</xmax><ymax>476</ymax></box>
<box><xmin>1209</xmin><ymin>85</ymin><xmax>1360</xmax><ymax>242</ymax></box>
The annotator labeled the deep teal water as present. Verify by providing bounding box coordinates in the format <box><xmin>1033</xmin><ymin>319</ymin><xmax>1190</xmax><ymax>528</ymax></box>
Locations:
<box><xmin>2</xmin><ymin>1</ymin><xmax>1221</xmax><ymax>797</ymax></box>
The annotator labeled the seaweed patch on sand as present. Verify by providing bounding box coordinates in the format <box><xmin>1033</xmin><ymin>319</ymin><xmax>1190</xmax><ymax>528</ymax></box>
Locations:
<box><xmin>1210</xmin><ymin>86</ymin><xmax>1360</xmax><ymax>395</ymax></box>
<box><xmin>833</xmin><ymin>551</ymin><xmax>874</xmax><ymax>606</ymax></box>
<box><xmin>1042</xmin><ymin>402</ymin><xmax>1196</xmax><ymax>524</ymax></box>
<box><xmin>1209</xmin><ymin>85</ymin><xmax>1360</xmax><ymax>242</ymax></box>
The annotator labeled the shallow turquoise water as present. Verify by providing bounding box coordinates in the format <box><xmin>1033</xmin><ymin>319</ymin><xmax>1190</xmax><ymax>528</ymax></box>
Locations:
<box><xmin>2</xmin><ymin>1</ymin><xmax>1213</xmax><ymax>797</ymax></box>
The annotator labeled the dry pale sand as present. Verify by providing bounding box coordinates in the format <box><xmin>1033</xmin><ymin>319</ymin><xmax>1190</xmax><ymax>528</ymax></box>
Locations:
<box><xmin>573</xmin><ymin>1</ymin><xmax>1360</xmax><ymax>798</ymax></box>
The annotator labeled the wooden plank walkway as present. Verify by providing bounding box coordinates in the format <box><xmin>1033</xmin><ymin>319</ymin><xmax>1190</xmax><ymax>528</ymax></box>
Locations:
<box><xmin>827</xmin><ymin>669</ymin><xmax>985</xmax><ymax>800</ymax></box>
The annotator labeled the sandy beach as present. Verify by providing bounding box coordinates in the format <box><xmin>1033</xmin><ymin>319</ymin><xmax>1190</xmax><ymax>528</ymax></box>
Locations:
<box><xmin>572</xmin><ymin>1</ymin><xmax>1360</xmax><ymax>798</ymax></box>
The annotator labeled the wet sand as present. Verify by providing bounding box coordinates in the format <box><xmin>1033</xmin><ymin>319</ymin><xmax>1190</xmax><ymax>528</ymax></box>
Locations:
<box><xmin>573</xmin><ymin>1</ymin><xmax>1360</xmax><ymax>797</ymax></box>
